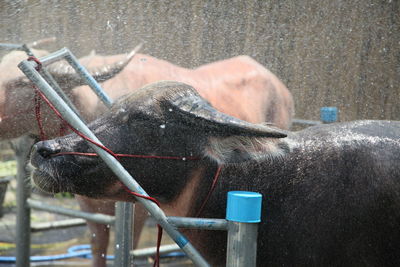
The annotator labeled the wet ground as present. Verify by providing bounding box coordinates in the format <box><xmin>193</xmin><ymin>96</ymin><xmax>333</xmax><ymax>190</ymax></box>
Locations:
<box><xmin>0</xmin><ymin>174</ymin><xmax>193</xmax><ymax>266</ymax></box>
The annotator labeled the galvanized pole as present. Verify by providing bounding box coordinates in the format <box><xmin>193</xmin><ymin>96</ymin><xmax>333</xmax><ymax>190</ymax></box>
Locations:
<box><xmin>15</xmin><ymin>136</ymin><xmax>38</xmax><ymax>267</ymax></box>
<box><xmin>38</xmin><ymin>47</ymin><xmax>114</xmax><ymax>106</ymax></box>
<box><xmin>19</xmin><ymin>59</ymin><xmax>210</xmax><ymax>267</ymax></box>
<box><xmin>114</xmin><ymin>202</ymin><xmax>133</xmax><ymax>266</ymax></box>
<box><xmin>226</xmin><ymin>191</ymin><xmax>262</xmax><ymax>267</ymax></box>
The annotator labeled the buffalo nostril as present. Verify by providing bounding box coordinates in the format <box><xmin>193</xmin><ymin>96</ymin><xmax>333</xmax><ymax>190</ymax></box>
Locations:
<box><xmin>35</xmin><ymin>141</ymin><xmax>61</xmax><ymax>158</ymax></box>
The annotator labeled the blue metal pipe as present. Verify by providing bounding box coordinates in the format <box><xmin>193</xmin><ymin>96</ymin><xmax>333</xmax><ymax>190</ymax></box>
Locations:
<box><xmin>38</xmin><ymin>48</ymin><xmax>114</xmax><ymax>107</ymax></box>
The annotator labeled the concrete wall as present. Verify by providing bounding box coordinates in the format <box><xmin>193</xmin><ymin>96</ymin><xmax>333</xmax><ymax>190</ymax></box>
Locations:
<box><xmin>1</xmin><ymin>0</ymin><xmax>399</xmax><ymax>122</ymax></box>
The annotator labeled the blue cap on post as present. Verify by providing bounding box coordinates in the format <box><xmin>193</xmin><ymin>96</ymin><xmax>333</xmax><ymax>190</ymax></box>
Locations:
<box><xmin>320</xmin><ymin>107</ymin><xmax>338</xmax><ymax>123</ymax></box>
<box><xmin>226</xmin><ymin>191</ymin><xmax>262</xmax><ymax>223</ymax></box>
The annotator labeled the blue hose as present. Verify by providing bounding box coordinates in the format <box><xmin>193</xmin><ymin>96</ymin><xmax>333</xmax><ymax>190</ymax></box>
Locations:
<box><xmin>0</xmin><ymin>244</ymin><xmax>185</xmax><ymax>263</ymax></box>
<box><xmin>67</xmin><ymin>244</ymin><xmax>114</xmax><ymax>260</ymax></box>
<box><xmin>0</xmin><ymin>247</ymin><xmax>91</xmax><ymax>263</ymax></box>
<box><xmin>0</xmin><ymin>244</ymin><xmax>113</xmax><ymax>263</ymax></box>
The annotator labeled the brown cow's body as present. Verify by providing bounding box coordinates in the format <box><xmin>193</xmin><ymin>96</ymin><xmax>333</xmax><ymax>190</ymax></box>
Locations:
<box><xmin>75</xmin><ymin>53</ymin><xmax>293</xmax><ymax>127</ymax></box>
<box><xmin>1</xmin><ymin>51</ymin><xmax>293</xmax><ymax>267</ymax></box>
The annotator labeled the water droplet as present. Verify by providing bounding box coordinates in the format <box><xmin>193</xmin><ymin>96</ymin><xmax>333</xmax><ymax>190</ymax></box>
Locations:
<box><xmin>101</xmin><ymin>253</ymin><xmax>105</xmax><ymax>258</ymax></box>
<box><xmin>92</xmin><ymin>233</ymin><xmax>96</xmax><ymax>237</ymax></box>
<box><xmin>116</xmin><ymin>244</ymin><xmax>120</xmax><ymax>249</ymax></box>
<box><xmin>106</xmin><ymin>20</ymin><xmax>112</xmax><ymax>30</ymax></box>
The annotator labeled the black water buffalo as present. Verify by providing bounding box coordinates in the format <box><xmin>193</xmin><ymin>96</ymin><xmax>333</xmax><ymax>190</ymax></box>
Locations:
<box><xmin>30</xmin><ymin>81</ymin><xmax>400</xmax><ymax>266</ymax></box>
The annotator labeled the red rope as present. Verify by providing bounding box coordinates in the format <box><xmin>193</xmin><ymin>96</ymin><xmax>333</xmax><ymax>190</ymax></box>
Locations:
<box><xmin>196</xmin><ymin>165</ymin><xmax>223</xmax><ymax>217</ymax></box>
<box><xmin>27</xmin><ymin>56</ymin><xmax>42</xmax><ymax>71</ymax></box>
<box><xmin>122</xmin><ymin>185</ymin><xmax>163</xmax><ymax>267</ymax></box>
<box><xmin>34</xmin><ymin>91</ymin><xmax>47</xmax><ymax>140</ymax></box>
<box><xmin>34</xmin><ymin>89</ymin><xmax>119</xmax><ymax>158</ymax></box>
<box><xmin>54</xmin><ymin>151</ymin><xmax>200</xmax><ymax>161</ymax></box>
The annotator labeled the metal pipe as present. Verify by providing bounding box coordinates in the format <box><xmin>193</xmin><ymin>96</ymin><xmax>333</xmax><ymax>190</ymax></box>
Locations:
<box><xmin>292</xmin><ymin>118</ymin><xmax>321</xmax><ymax>126</ymax></box>
<box><xmin>40</xmin><ymin>69</ymin><xmax>83</xmax><ymax>120</ymax></box>
<box><xmin>39</xmin><ymin>48</ymin><xmax>113</xmax><ymax>107</ymax></box>
<box><xmin>27</xmin><ymin>199</ymin><xmax>115</xmax><ymax>225</ymax></box>
<box><xmin>0</xmin><ymin>43</ymin><xmax>32</xmax><ymax>56</ymax></box>
<box><xmin>114</xmin><ymin>202</ymin><xmax>133</xmax><ymax>266</ymax></box>
<box><xmin>0</xmin><ymin>37</ymin><xmax>56</xmax><ymax>51</ymax></box>
<box><xmin>226</xmin><ymin>191</ymin><xmax>261</xmax><ymax>267</ymax></box>
<box><xmin>19</xmin><ymin>59</ymin><xmax>210</xmax><ymax>267</ymax></box>
<box><xmin>16</xmin><ymin>149</ymin><xmax>31</xmax><ymax>267</ymax></box>
<box><xmin>131</xmin><ymin>244</ymin><xmax>181</xmax><ymax>258</ymax></box>
<box><xmin>226</xmin><ymin>222</ymin><xmax>258</xmax><ymax>267</ymax></box>
<box><xmin>168</xmin><ymin>217</ymin><xmax>228</xmax><ymax>231</ymax></box>
<box><xmin>0</xmin><ymin>43</ymin><xmax>25</xmax><ymax>50</ymax></box>
<box><xmin>31</xmin><ymin>218</ymin><xmax>86</xmax><ymax>232</ymax></box>
<box><xmin>15</xmin><ymin>135</ymin><xmax>38</xmax><ymax>267</ymax></box>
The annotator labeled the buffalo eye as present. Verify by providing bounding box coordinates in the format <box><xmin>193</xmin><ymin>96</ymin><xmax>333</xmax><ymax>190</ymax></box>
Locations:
<box><xmin>121</xmin><ymin>114</ymin><xmax>129</xmax><ymax>124</ymax></box>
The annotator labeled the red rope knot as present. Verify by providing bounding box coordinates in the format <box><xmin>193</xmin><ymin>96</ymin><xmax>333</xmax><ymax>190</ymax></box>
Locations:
<box><xmin>27</xmin><ymin>56</ymin><xmax>43</xmax><ymax>71</ymax></box>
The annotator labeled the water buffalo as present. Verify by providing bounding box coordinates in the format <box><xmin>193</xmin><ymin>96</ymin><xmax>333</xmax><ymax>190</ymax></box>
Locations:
<box><xmin>3</xmin><ymin>46</ymin><xmax>293</xmax><ymax>266</ymax></box>
<box><xmin>30</xmin><ymin>81</ymin><xmax>400</xmax><ymax>266</ymax></box>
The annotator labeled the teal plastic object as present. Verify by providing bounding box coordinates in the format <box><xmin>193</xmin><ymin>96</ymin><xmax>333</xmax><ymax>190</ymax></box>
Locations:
<box><xmin>226</xmin><ymin>191</ymin><xmax>262</xmax><ymax>223</ymax></box>
<box><xmin>320</xmin><ymin>107</ymin><xmax>338</xmax><ymax>123</ymax></box>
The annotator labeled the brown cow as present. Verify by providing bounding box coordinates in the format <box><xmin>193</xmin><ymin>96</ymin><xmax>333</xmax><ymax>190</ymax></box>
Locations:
<box><xmin>2</xmin><ymin>49</ymin><xmax>293</xmax><ymax>266</ymax></box>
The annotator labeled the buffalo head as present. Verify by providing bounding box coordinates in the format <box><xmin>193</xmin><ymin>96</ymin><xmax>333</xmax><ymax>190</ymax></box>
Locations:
<box><xmin>30</xmin><ymin>81</ymin><xmax>287</xmax><ymax>201</ymax></box>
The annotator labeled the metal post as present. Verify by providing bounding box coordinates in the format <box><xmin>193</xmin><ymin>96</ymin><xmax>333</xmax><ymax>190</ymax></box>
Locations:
<box><xmin>226</xmin><ymin>191</ymin><xmax>262</xmax><ymax>267</ymax></box>
<box><xmin>114</xmin><ymin>202</ymin><xmax>133</xmax><ymax>267</ymax></box>
<box><xmin>19</xmin><ymin>58</ymin><xmax>210</xmax><ymax>267</ymax></box>
<box><xmin>15</xmin><ymin>136</ymin><xmax>37</xmax><ymax>267</ymax></box>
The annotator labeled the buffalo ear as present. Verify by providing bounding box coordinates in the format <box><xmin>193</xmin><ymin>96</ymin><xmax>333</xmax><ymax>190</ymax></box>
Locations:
<box><xmin>163</xmin><ymin>82</ymin><xmax>287</xmax><ymax>138</ymax></box>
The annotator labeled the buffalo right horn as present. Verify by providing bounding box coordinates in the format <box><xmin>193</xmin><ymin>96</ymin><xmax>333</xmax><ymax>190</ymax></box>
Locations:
<box><xmin>46</xmin><ymin>44</ymin><xmax>142</xmax><ymax>91</ymax></box>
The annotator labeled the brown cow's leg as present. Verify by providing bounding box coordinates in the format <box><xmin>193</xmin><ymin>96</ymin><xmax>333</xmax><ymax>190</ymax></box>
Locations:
<box><xmin>75</xmin><ymin>196</ymin><xmax>149</xmax><ymax>267</ymax></box>
<box><xmin>87</xmin><ymin>220</ymin><xmax>110</xmax><ymax>267</ymax></box>
<box><xmin>132</xmin><ymin>203</ymin><xmax>148</xmax><ymax>248</ymax></box>
<box><xmin>75</xmin><ymin>195</ymin><xmax>115</xmax><ymax>267</ymax></box>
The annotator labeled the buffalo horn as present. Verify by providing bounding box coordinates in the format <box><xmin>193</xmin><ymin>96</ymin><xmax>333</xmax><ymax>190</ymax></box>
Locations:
<box><xmin>46</xmin><ymin>44</ymin><xmax>142</xmax><ymax>91</ymax></box>
<box><xmin>165</xmin><ymin>82</ymin><xmax>287</xmax><ymax>138</ymax></box>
